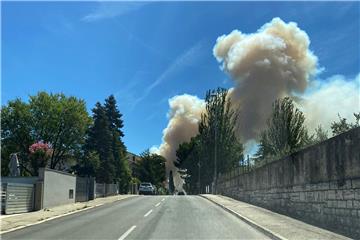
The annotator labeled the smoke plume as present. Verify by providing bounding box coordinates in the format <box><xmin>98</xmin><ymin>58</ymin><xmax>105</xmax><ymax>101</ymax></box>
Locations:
<box><xmin>301</xmin><ymin>74</ymin><xmax>360</xmax><ymax>132</ymax></box>
<box><xmin>156</xmin><ymin>94</ymin><xmax>205</xmax><ymax>176</ymax></box>
<box><xmin>213</xmin><ymin>17</ymin><xmax>318</xmax><ymax>141</ymax></box>
<box><xmin>156</xmin><ymin>18</ymin><xmax>359</xmax><ymax>186</ymax></box>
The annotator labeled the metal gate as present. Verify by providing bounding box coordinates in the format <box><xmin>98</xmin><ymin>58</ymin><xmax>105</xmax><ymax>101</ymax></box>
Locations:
<box><xmin>105</xmin><ymin>183</ymin><xmax>118</xmax><ymax>197</ymax></box>
<box><xmin>95</xmin><ymin>183</ymin><xmax>105</xmax><ymax>198</ymax></box>
<box><xmin>76</xmin><ymin>177</ymin><xmax>95</xmax><ymax>202</ymax></box>
<box><xmin>1</xmin><ymin>183</ymin><xmax>34</xmax><ymax>214</ymax></box>
<box><xmin>1</xmin><ymin>184</ymin><xmax>7</xmax><ymax>213</ymax></box>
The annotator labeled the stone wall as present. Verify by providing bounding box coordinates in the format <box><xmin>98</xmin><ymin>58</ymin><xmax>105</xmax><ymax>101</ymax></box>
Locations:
<box><xmin>217</xmin><ymin>127</ymin><xmax>360</xmax><ymax>239</ymax></box>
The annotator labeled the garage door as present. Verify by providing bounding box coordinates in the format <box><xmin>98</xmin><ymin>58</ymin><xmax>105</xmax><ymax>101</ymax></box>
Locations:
<box><xmin>2</xmin><ymin>183</ymin><xmax>34</xmax><ymax>214</ymax></box>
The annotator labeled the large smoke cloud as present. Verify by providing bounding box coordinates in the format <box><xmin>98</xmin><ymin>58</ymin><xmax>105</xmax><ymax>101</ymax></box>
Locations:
<box><xmin>156</xmin><ymin>94</ymin><xmax>205</xmax><ymax>185</ymax></box>
<box><xmin>301</xmin><ymin>74</ymin><xmax>360</xmax><ymax>132</ymax></box>
<box><xmin>213</xmin><ymin>17</ymin><xmax>318</xmax><ymax>141</ymax></box>
<box><xmin>155</xmin><ymin>18</ymin><xmax>359</xmax><ymax>186</ymax></box>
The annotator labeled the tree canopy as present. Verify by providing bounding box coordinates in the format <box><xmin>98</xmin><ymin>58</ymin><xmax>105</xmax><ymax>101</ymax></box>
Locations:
<box><xmin>1</xmin><ymin>92</ymin><xmax>90</xmax><ymax>176</ymax></box>
<box><xmin>257</xmin><ymin>97</ymin><xmax>310</xmax><ymax>159</ymax></box>
<box><xmin>134</xmin><ymin>150</ymin><xmax>166</xmax><ymax>188</ymax></box>
<box><xmin>175</xmin><ymin>88</ymin><xmax>244</xmax><ymax>194</ymax></box>
<box><xmin>331</xmin><ymin>113</ymin><xmax>360</xmax><ymax>136</ymax></box>
<box><xmin>313</xmin><ymin>125</ymin><xmax>328</xmax><ymax>143</ymax></box>
<box><xmin>77</xmin><ymin>95</ymin><xmax>130</xmax><ymax>191</ymax></box>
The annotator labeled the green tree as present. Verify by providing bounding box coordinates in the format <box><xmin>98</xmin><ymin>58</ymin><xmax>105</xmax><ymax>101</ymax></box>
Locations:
<box><xmin>1</xmin><ymin>99</ymin><xmax>33</xmax><ymax>176</ymax></box>
<box><xmin>199</xmin><ymin>88</ymin><xmax>244</xmax><ymax>185</ymax></box>
<box><xmin>72</xmin><ymin>150</ymin><xmax>100</xmax><ymax>177</ymax></box>
<box><xmin>331</xmin><ymin>113</ymin><xmax>360</xmax><ymax>136</ymax></box>
<box><xmin>257</xmin><ymin>97</ymin><xmax>310</xmax><ymax>159</ymax></box>
<box><xmin>135</xmin><ymin>150</ymin><xmax>166</xmax><ymax>188</ymax></box>
<box><xmin>1</xmin><ymin>92</ymin><xmax>91</xmax><ymax>176</ymax></box>
<box><xmin>313</xmin><ymin>125</ymin><xmax>328</xmax><ymax>143</ymax></box>
<box><xmin>175</xmin><ymin>88</ymin><xmax>243</xmax><ymax>193</ymax></box>
<box><xmin>29</xmin><ymin>93</ymin><xmax>91</xmax><ymax>170</ymax></box>
<box><xmin>175</xmin><ymin>136</ymin><xmax>202</xmax><ymax>194</ymax></box>
<box><xmin>104</xmin><ymin>95</ymin><xmax>130</xmax><ymax>192</ymax></box>
<box><xmin>86</xmin><ymin>102</ymin><xmax>115</xmax><ymax>183</ymax></box>
<box><xmin>117</xmin><ymin>159</ymin><xmax>131</xmax><ymax>193</ymax></box>
<box><xmin>105</xmin><ymin>95</ymin><xmax>125</xmax><ymax>138</ymax></box>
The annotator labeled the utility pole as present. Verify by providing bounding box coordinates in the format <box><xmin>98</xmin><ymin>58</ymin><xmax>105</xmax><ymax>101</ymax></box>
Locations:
<box><xmin>198</xmin><ymin>160</ymin><xmax>201</xmax><ymax>194</ymax></box>
<box><xmin>247</xmin><ymin>154</ymin><xmax>250</xmax><ymax>172</ymax></box>
<box><xmin>208</xmin><ymin>92</ymin><xmax>219</xmax><ymax>195</ymax></box>
<box><xmin>213</xmin><ymin>115</ymin><xmax>217</xmax><ymax>194</ymax></box>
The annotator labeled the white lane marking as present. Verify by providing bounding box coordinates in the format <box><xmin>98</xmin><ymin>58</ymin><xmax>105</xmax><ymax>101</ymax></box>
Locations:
<box><xmin>155</xmin><ymin>202</ymin><xmax>161</xmax><ymax>207</ymax></box>
<box><xmin>161</xmin><ymin>198</ymin><xmax>165</xmax><ymax>202</ymax></box>
<box><xmin>144</xmin><ymin>209</ymin><xmax>153</xmax><ymax>217</ymax></box>
<box><xmin>118</xmin><ymin>225</ymin><xmax>136</xmax><ymax>240</ymax></box>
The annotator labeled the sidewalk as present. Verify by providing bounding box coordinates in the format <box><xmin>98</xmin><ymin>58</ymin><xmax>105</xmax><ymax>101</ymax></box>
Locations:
<box><xmin>201</xmin><ymin>194</ymin><xmax>351</xmax><ymax>240</ymax></box>
<box><xmin>0</xmin><ymin>194</ymin><xmax>137</xmax><ymax>233</ymax></box>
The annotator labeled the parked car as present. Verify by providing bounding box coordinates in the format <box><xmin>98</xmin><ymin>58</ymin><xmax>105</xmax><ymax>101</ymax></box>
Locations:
<box><xmin>139</xmin><ymin>182</ymin><xmax>155</xmax><ymax>195</ymax></box>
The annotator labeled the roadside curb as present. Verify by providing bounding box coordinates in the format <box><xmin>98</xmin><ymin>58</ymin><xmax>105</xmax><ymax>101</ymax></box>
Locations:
<box><xmin>1</xmin><ymin>195</ymin><xmax>138</xmax><ymax>235</ymax></box>
<box><xmin>200</xmin><ymin>195</ymin><xmax>287</xmax><ymax>240</ymax></box>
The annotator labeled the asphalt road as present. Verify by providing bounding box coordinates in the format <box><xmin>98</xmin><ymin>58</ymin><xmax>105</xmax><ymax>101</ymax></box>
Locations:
<box><xmin>2</xmin><ymin>195</ymin><xmax>270</xmax><ymax>240</ymax></box>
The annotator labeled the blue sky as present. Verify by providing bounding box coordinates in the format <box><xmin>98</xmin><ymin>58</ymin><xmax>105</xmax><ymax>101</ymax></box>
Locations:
<box><xmin>2</xmin><ymin>2</ymin><xmax>359</xmax><ymax>155</ymax></box>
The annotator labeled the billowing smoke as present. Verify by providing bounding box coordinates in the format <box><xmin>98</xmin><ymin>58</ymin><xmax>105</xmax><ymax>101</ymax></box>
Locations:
<box><xmin>155</xmin><ymin>94</ymin><xmax>205</xmax><ymax>186</ymax></box>
<box><xmin>213</xmin><ymin>17</ymin><xmax>318</xmax><ymax>141</ymax></box>
<box><xmin>301</xmin><ymin>74</ymin><xmax>360</xmax><ymax>132</ymax></box>
<box><xmin>155</xmin><ymin>18</ymin><xmax>359</xmax><ymax>186</ymax></box>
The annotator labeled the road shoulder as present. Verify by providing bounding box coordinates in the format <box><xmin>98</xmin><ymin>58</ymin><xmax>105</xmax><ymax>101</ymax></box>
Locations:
<box><xmin>0</xmin><ymin>195</ymin><xmax>137</xmax><ymax>234</ymax></box>
<box><xmin>200</xmin><ymin>194</ymin><xmax>351</xmax><ymax>240</ymax></box>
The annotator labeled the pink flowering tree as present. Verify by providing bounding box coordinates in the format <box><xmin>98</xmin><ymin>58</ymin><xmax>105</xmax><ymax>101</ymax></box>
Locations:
<box><xmin>29</xmin><ymin>141</ymin><xmax>52</xmax><ymax>175</ymax></box>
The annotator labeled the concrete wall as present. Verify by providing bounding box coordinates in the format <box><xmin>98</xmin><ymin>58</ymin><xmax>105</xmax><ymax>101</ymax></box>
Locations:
<box><xmin>217</xmin><ymin>127</ymin><xmax>360</xmax><ymax>239</ymax></box>
<box><xmin>39</xmin><ymin>168</ymin><xmax>76</xmax><ymax>208</ymax></box>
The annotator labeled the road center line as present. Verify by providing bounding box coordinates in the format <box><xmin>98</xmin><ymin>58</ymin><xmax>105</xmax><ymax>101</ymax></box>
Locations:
<box><xmin>144</xmin><ymin>209</ymin><xmax>153</xmax><ymax>217</ymax></box>
<box><xmin>118</xmin><ymin>225</ymin><xmax>136</xmax><ymax>240</ymax></box>
<box><xmin>155</xmin><ymin>202</ymin><xmax>161</xmax><ymax>207</ymax></box>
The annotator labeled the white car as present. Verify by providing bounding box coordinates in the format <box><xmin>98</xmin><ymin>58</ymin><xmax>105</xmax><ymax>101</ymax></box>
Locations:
<box><xmin>139</xmin><ymin>182</ymin><xmax>155</xmax><ymax>195</ymax></box>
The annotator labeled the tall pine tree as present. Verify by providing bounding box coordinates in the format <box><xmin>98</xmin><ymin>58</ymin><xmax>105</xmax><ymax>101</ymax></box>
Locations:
<box><xmin>104</xmin><ymin>95</ymin><xmax>131</xmax><ymax>192</ymax></box>
<box><xmin>87</xmin><ymin>102</ymin><xmax>115</xmax><ymax>183</ymax></box>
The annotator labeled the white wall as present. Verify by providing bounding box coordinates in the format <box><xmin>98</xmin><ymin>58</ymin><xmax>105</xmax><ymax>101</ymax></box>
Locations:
<box><xmin>39</xmin><ymin>168</ymin><xmax>76</xmax><ymax>208</ymax></box>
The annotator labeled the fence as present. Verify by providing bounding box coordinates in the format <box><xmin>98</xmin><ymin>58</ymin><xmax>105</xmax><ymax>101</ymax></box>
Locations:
<box><xmin>75</xmin><ymin>177</ymin><xmax>95</xmax><ymax>202</ymax></box>
<box><xmin>1</xmin><ymin>184</ymin><xmax>6</xmax><ymax>213</ymax></box>
<box><xmin>95</xmin><ymin>183</ymin><xmax>118</xmax><ymax>198</ymax></box>
<box><xmin>95</xmin><ymin>183</ymin><xmax>105</xmax><ymax>198</ymax></box>
<box><xmin>105</xmin><ymin>183</ymin><xmax>118</xmax><ymax>196</ymax></box>
<box><xmin>129</xmin><ymin>183</ymin><xmax>138</xmax><ymax>194</ymax></box>
<box><xmin>1</xmin><ymin>183</ymin><xmax>34</xmax><ymax>214</ymax></box>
